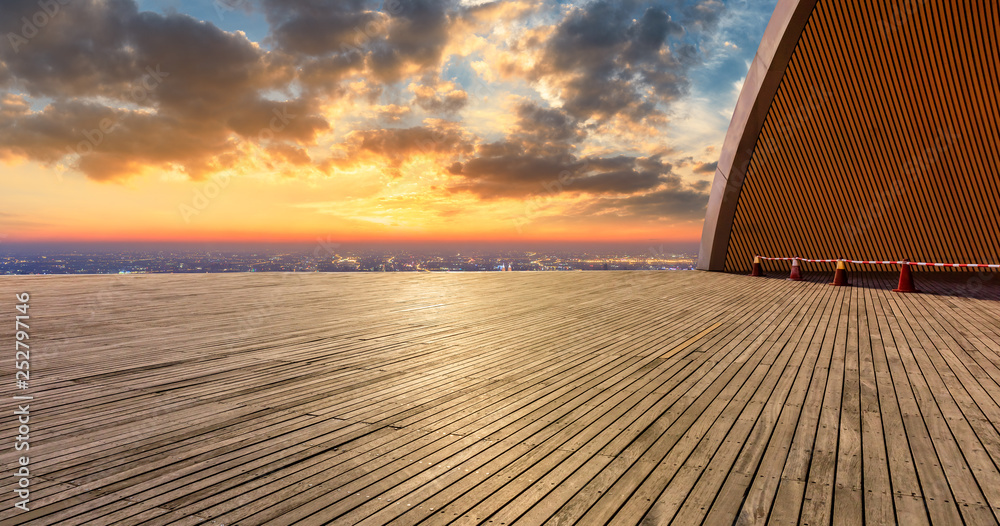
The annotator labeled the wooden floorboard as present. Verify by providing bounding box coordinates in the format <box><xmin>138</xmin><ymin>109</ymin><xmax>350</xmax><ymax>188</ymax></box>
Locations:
<box><xmin>2</xmin><ymin>270</ymin><xmax>1000</xmax><ymax>525</ymax></box>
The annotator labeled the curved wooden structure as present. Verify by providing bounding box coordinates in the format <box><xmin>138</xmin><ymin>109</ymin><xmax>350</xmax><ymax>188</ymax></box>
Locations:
<box><xmin>699</xmin><ymin>0</ymin><xmax>1000</xmax><ymax>273</ymax></box>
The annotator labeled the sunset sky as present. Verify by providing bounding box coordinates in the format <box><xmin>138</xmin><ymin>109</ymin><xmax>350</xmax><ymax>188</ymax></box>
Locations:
<box><xmin>0</xmin><ymin>0</ymin><xmax>777</xmax><ymax>244</ymax></box>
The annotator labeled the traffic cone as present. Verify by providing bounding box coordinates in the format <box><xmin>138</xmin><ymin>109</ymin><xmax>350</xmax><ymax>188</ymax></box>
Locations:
<box><xmin>830</xmin><ymin>259</ymin><xmax>849</xmax><ymax>286</ymax></box>
<box><xmin>749</xmin><ymin>256</ymin><xmax>764</xmax><ymax>277</ymax></box>
<box><xmin>788</xmin><ymin>258</ymin><xmax>803</xmax><ymax>281</ymax></box>
<box><xmin>893</xmin><ymin>261</ymin><xmax>919</xmax><ymax>293</ymax></box>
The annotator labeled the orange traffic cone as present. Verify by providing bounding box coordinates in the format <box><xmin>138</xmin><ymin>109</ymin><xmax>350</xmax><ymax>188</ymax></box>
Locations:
<box><xmin>788</xmin><ymin>258</ymin><xmax>803</xmax><ymax>281</ymax></box>
<box><xmin>750</xmin><ymin>256</ymin><xmax>764</xmax><ymax>277</ymax></box>
<box><xmin>830</xmin><ymin>259</ymin><xmax>849</xmax><ymax>286</ymax></box>
<box><xmin>893</xmin><ymin>261</ymin><xmax>919</xmax><ymax>293</ymax></box>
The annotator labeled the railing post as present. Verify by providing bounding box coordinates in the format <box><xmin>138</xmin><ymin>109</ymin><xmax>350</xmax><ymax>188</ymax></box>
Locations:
<box><xmin>830</xmin><ymin>259</ymin><xmax>849</xmax><ymax>286</ymax></box>
<box><xmin>750</xmin><ymin>256</ymin><xmax>764</xmax><ymax>277</ymax></box>
<box><xmin>788</xmin><ymin>257</ymin><xmax>803</xmax><ymax>281</ymax></box>
<box><xmin>893</xmin><ymin>259</ymin><xmax>919</xmax><ymax>293</ymax></box>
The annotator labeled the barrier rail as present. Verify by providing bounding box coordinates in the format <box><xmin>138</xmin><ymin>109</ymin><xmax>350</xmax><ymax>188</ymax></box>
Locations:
<box><xmin>748</xmin><ymin>255</ymin><xmax>1000</xmax><ymax>293</ymax></box>
<box><xmin>759</xmin><ymin>256</ymin><xmax>1000</xmax><ymax>268</ymax></box>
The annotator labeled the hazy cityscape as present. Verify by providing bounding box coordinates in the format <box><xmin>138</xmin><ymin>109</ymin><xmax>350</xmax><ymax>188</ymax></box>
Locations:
<box><xmin>0</xmin><ymin>244</ymin><xmax>698</xmax><ymax>275</ymax></box>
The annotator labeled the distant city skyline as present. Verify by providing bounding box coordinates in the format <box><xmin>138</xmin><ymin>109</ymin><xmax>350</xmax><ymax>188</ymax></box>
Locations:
<box><xmin>0</xmin><ymin>0</ymin><xmax>777</xmax><ymax>244</ymax></box>
<box><xmin>0</xmin><ymin>242</ymin><xmax>698</xmax><ymax>274</ymax></box>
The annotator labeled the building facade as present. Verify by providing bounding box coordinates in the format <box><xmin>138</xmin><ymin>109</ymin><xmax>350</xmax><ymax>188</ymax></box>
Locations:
<box><xmin>698</xmin><ymin>0</ymin><xmax>1000</xmax><ymax>273</ymax></box>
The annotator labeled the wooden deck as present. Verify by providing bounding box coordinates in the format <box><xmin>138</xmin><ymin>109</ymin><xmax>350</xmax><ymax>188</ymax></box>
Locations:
<box><xmin>3</xmin><ymin>270</ymin><xmax>1000</xmax><ymax>525</ymax></box>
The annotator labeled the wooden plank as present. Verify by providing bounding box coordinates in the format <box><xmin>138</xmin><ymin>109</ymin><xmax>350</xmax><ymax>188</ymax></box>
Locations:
<box><xmin>2</xmin><ymin>272</ymin><xmax>1000</xmax><ymax>525</ymax></box>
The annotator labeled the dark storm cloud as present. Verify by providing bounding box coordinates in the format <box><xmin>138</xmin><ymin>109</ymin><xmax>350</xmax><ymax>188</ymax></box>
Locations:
<box><xmin>1</xmin><ymin>0</ymin><xmax>139</xmax><ymax>98</ymax></box>
<box><xmin>413</xmin><ymin>88</ymin><xmax>468</xmax><ymax>113</ymax></box>
<box><xmin>267</xmin><ymin>143</ymin><xmax>312</xmax><ymax>166</ymax></box>
<box><xmin>351</xmin><ymin>124</ymin><xmax>471</xmax><ymax>156</ymax></box>
<box><xmin>571</xmin><ymin>179</ymin><xmax>710</xmax><ymax>220</ymax></box>
<box><xmin>0</xmin><ymin>94</ymin><xmax>27</xmax><ymax>119</ymax></box>
<box><xmin>0</xmin><ymin>0</ymin><xmax>328</xmax><ymax>181</ymax></box>
<box><xmin>523</xmin><ymin>0</ymin><xmax>725</xmax><ymax>123</ymax></box>
<box><xmin>440</xmin><ymin>101</ymin><xmax>585</xmax><ymax>196</ymax></box>
<box><xmin>328</xmin><ymin>121</ymin><xmax>474</xmax><ymax>177</ymax></box>
<box><xmin>225</xmin><ymin>98</ymin><xmax>330</xmax><ymax>144</ymax></box>
<box><xmin>691</xmin><ymin>179</ymin><xmax>710</xmax><ymax>192</ymax></box>
<box><xmin>448</xmin><ymin>145</ymin><xmax>671</xmax><ymax>200</ymax></box>
<box><xmin>0</xmin><ymin>97</ymin><xmax>247</xmax><ymax>180</ymax></box>
<box><xmin>410</xmin><ymin>75</ymin><xmax>469</xmax><ymax>113</ymax></box>
<box><xmin>0</xmin><ymin>99</ymin><xmax>116</xmax><ymax>164</ymax></box>
<box><xmin>262</xmin><ymin>0</ymin><xmax>461</xmax><ymax>86</ymax></box>
<box><xmin>693</xmin><ymin>161</ymin><xmax>717</xmax><ymax>173</ymax></box>
<box><xmin>262</xmin><ymin>0</ymin><xmax>383</xmax><ymax>57</ymax></box>
<box><xmin>368</xmin><ymin>0</ymin><xmax>457</xmax><ymax>83</ymax></box>
<box><xmin>448</xmin><ymin>150</ymin><xmax>670</xmax><ymax>199</ymax></box>
<box><xmin>446</xmin><ymin>100</ymin><xmax>668</xmax><ymax>198</ymax></box>
<box><xmin>514</xmin><ymin>102</ymin><xmax>585</xmax><ymax>144</ymax></box>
